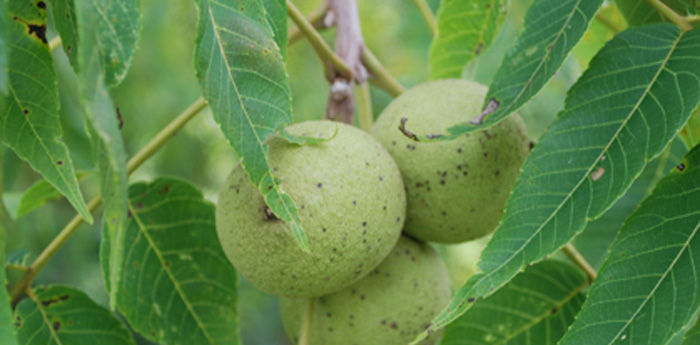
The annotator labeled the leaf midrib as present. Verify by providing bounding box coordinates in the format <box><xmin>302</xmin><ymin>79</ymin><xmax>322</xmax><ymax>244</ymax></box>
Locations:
<box><xmin>29</xmin><ymin>291</ymin><xmax>64</xmax><ymax>345</ymax></box>
<box><xmin>127</xmin><ymin>200</ymin><xmax>217</xmax><ymax>345</ymax></box>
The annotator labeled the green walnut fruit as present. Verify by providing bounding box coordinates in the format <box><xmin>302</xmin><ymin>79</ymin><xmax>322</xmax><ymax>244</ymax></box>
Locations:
<box><xmin>371</xmin><ymin>79</ymin><xmax>530</xmax><ymax>243</ymax></box>
<box><xmin>216</xmin><ymin>120</ymin><xmax>406</xmax><ymax>298</ymax></box>
<box><xmin>280</xmin><ymin>236</ymin><xmax>451</xmax><ymax>345</ymax></box>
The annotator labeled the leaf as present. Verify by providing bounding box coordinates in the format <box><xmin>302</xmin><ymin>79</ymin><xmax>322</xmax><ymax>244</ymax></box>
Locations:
<box><xmin>414</xmin><ymin>0</ymin><xmax>604</xmax><ymax>140</ymax></box>
<box><xmin>47</xmin><ymin>0</ymin><xmax>78</xmax><ymax>66</ymax></box>
<box><xmin>14</xmin><ymin>285</ymin><xmax>135</xmax><ymax>345</ymax></box>
<box><xmin>3</xmin><ymin>172</ymin><xmax>88</xmax><ymax>219</ymax></box>
<box><xmin>0</xmin><ymin>218</ymin><xmax>18</xmax><ymax>345</ymax></box>
<box><xmin>109</xmin><ymin>178</ymin><xmax>240</xmax><ymax>345</ymax></box>
<box><xmin>6</xmin><ymin>248</ymin><xmax>31</xmax><ymax>267</ymax></box>
<box><xmin>412</xmin><ymin>24</ymin><xmax>700</xmax><ymax>343</ymax></box>
<box><xmin>440</xmin><ymin>260</ymin><xmax>586</xmax><ymax>345</ymax></box>
<box><xmin>261</xmin><ymin>0</ymin><xmax>287</xmax><ymax>59</ymax></box>
<box><xmin>559</xmin><ymin>145</ymin><xmax>700</xmax><ymax>345</ymax></box>
<box><xmin>683</xmin><ymin>318</ymin><xmax>700</xmax><ymax>345</ymax></box>
<box><xmin>194</xmin><ymin>0</ymin><xmax>308</xmax><ymax>250</ymax></box>
<box><xmin>615</xmin><ymin>0</ymin><xmax>697</xmax><ymax>27</ymax></box>
<box><xmin>429</xmin><ymin>0</ymin><xmax>504</xmax><ymax>79</ymax></box>
<box><xmin>1</xmin><ymin>0</ymin><xmax>92</xmax><ymax>223</ymax></box>
<box><xmin>73</xmin><ymin>0</ymin><xmax>134</xmax><ymax>307</ymax></box>
<box><xmin>680</xmin><ymin>106</ymin><xmax>700</xmax><ymax>149</ymax></box>
<box><xmin>0</xmin><ymin>0</ymin><xmax>8</xmax><ymax>95</ymax></box>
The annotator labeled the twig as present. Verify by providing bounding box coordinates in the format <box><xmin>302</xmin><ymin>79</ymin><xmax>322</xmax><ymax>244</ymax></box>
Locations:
<box><xmin>9</xmin><ymin>97</ymin><xmax>208</xmax><ymax>304</ymax></box>
<box><xmin>298</xmin><ymin>299</ymin><xmax>315</xmax><ymax>345</ymax></box>
<box><xmin>356</xmin><ymin>82</ymin><xmax>373</xmax><ymax>131</ymax></box>
<box><xmin>288</xmin><ymin>2</ymin><xmax>330</xmax><ymax>45</ymax></box>
<box><xmin>646</xmin><ymin>0</ymin><xmax>692</xmax><ymax>31</ymax></box>
<box><xmin>412</xmin><ymin>0</ymin><xmax>437</xmax><ymax>36</ymax></box>
<box><xmin>563</xmin><ymin>243</ymin><xmax>597</xmax><ymax>283</ymax></box>
<box><xmin>361</xmin><ymin>49</ymin><xmax>405</xmax><ymax>97</ymax></box>
<box><xmin>286</xmin><ymin>0</ymin><xmax>353</xmax><ymax>81</ymax></box>
<box><xmin>687</xmin><ymin>15</ymin><xmax>700</xmax><ymax>23</ymax></box>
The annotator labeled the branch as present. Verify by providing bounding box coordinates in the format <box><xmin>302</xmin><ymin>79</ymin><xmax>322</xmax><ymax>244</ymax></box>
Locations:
<box><xmin>646</xmin><ymin>0</ymin><xmax>692</xmax><ymax>31</ymax></box>
<box><xmin>563</xmin><ymin>243</ymin><xmax>597</xmax><ymax>283</ymax></box>
<box><xmin>412</xmin><ymin>0</ymin><xmax>436</xmax><ymax>35</ymax></box>
<box><xmin>9</xmin><ymin>97</ymin><xmax>208</xmax><ymax>304</ymax></box>
<box><xmin>288</xmin><ymin>1</ymin><xmax>330</xmax><ymax>45</ymax></box>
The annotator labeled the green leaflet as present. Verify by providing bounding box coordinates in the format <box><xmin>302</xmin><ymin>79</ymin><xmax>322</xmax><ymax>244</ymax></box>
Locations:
<box><xmin>411</xmin><ymin>24</ymin><xmax>700</xmax><ymax>343</ymax></box>
<box><xmin>47</xmin><ymin>0</ymin><xmax>78</xmax><ymax>67</ymax></box>
<box><xmin>408</xmin><ymin>0</ymin><xmax>603</xmax><ymax>141</ymax></box>
<box><xmin>0</xmin><ymin>212</ymin><xmax>17</xmax><ymax>345</ymax></box>
<box><xmin>2</xmin><ymin>172</ymin><xmax>89</xmax><ymax>219</ymax></box>
<box><xmin>440</xmin><ymin>260</ymin><xmax>586</xmax><ymax>345</ymax></box>
<box><xmin>14</xmin><ymin>285</ymin><xmax>135</xmax><ymax>345</ymax></box>
<box><xmin>194</xmin><ymin>0</ymin><xmax>308</xmax><ymax>250</ymax></box>
<box><xmin>72</xmin><ymin>0</ymin><xmax>139</xmax><ymax>308</ymax></box>
<box><xmin>1</xmin><ymin>0</ymin><xmax>92</xmax><ymax>223</ymax></box>
<box><xmin>559</xmin><ymin>145</ymin><xmax>700</xmax><ymax>345</ymax></box>
<box><xmin>111</xmin><ymin>178</ymin><xmax>240</xmax><ymax>345</ymax></box>
<box><xmin>429</xmin><ymin>0</ymin><xmax>504</xmax><ymax>79</ymax></box>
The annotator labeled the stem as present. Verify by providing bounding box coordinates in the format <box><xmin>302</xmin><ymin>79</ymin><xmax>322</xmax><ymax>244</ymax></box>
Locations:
<box><xmin>412</xmin><ymin>0</ymin><xmax>437</xmax><ymax>36</ymax></box>
<box><xmin>646</xmin><ymin>0</ymin><xmax>692</xmax><ymax>31</ymax></box>
<box><xmin>288</xmin><ymin>2</ymin><xmax>329</xmax><ymax>45</ymax></box>
<box><xmin>563</xmin><ymin>243</ymin><xmax>597</xmax><ymax>283</ymax></box>
<box><xmin>362</xmin><ymin>49</ymin><xmax>405</xmax><ymax>97</ymax></box>
<box><xmin>6</xmin><ymin>264</ymin><xmax>28</xmax><ymax>273</ymax></box>
<box><xmin>9</xmin><ymin>97</ymin><xmax>208</xmax><ymax>304</ymax></box>
<box><xmin>286</xmin><ymin>0</ymin><xmax>354</xmax><ymax>80</ymax></box>
<box><xmin>687</xmin><ymin>15</ymin><xmax>700</xmax><ymax>23</ymax></box>
<box><xmin>298</xmin><ymin>299</ymin><xmax>315</xmax><ymax>345</ymax></box>
<box><xmin>48</xmin><ymin>36</ymin><xmax>62</xmax><ymax>53</ymax></box>
<box><xmin>356</xmin><ymin>82</ymin><xmax>373</xmax><ymax>131</ymax></box>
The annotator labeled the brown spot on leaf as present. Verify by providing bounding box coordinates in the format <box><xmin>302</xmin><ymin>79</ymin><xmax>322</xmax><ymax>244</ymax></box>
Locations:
<box><xmin>41</xmin><ymin>294</ymin><xmax>70</xmax><ymax>307</ymax></box>
<box><xmin>591</xmin><ymin>167</ymin><xmax>605</xmax><ymax>181</ymax></box>
<box><xmin>116</xmin><ymin>107</ymin><xmax>124</xmax><ymax>130</ymax></box>
<box><xmin>263</xmin><ymin>206</ymin><xmax>278</xmax><ymax>221</ymax></box>
<box><xmin>158</xmin><ymin>184</ymin><xmax>170</xmax><ymax>195</ymax></box>
<box><xmin>677</xmin><ymin>163</ymin><xmax>686</xmax><ymax>172</ymax></box>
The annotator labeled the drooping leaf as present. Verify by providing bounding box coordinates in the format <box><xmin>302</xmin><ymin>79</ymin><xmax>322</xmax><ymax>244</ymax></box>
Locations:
<box><xmin>429</xmin><ymin>0</ymin><xmax>504</xmax><ymax>79</ymax></box>
<box><xmin>412</xmin><ymin>0</ymin><xmax>604</xmax><ymax>140</ymax></box>
<box><xmin>683</xmin><ymin>318</ymin><xmax>700</xmax><ymax>345</ymax></box>
<box><xmin>1</xmin><ymin>0</ymin><xmax>92</xmax><ymax>223</ymax></box>
<box><xmin>559</xmin><ymin>145</ymin><xmax>700</xmax><ymax>345</ymax></box>
<box><xmin>412</xmin><ymin>24</ymin><xmax>700</xmax><ymax>343</ymax></box>
<box><xmin>47</xmin><ymin>0</ymin><xmax>78</xmax><ymax>66</ymax></box>
<box><xmin>440</xmin><ymin>260</ymin><xmax>586</xmax><ymax>345</ymax></box>
<box><xmin>680</xmin><ymin>106</ymin><xmax>700</xmax><ymax>149</ymax></box>
<box><xmin>14</xmin><ymin>285</ymin><xmax>135</xmax><ymax>345</ymax></box>
<box><xmin>73</xmin><ymin>0</ymin><xmax>135</xmax><ymax>307</ymax></box>
<box><xmin>108</xmin><ymin>178</ymin><xmax>239</xmax><ymax>345</ymax></box>
<box><xmin>0</xmin><ymin>216</ymin><xmax>18</xmax><ymax>345</ymax></box>
<box><xmin>615</xmin><ymin>0</ymin><xmax>697</xmax><ymax>27</ymax></box>
<box><xmin>262</xmin><ymin>0</ymin><xmax>287</xmax><ymax>59</ymax></box>
<box><xmin>194</xmin><ymin>0</ymin><xmax>308</xmax><ymax>250</ymax></box>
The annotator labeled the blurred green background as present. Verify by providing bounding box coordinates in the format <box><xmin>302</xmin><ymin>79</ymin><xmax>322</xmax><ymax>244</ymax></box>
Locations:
<box><xmin>1</xmin><ymin>0</ymin><xmax>686</xmax><ymax>344</ymax></box>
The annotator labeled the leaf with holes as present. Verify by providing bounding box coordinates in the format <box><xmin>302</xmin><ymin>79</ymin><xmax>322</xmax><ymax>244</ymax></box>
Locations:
<box><xmin>194</xmin><ymin>0</ymin><xmax>308</xmax><ymax>250</ymax></box>
<box><xmin>0</xmin><ymin>223</ymin><xmax>18</xmax><ymax>345</ymax></box>
<box><xmin>262</xmin><ymin>0</ymin><xmax>287</xmax><ymax>59</ymax></box>
<box><xmin>1</xmin><ymin>0</ymin><xmax>92</xmax><ymax>223</ymax></box>
<box><xmin>108</xmin><ymin>178</ymin><xmax>239</xmax><ymax>344</ymax></box>
<box><xmin>411</xmin><ymin>24</ymin><xmax>700</xmax><ymax>343</ymax></box>
<box><xmin>440</xmin><ymin>260</ymin><xmax>586</xmax><ymax>345</ymax></box>
<box><xmin>47</xmin><ymin>0</ymin><xmax>78</xmax><ymax>67</ymax></box>
<box><xmin>73</xmin><ymin>0</ymin><xmax>134</xmax><ymax>307</ymax></box>
<box><xmin>14</xmin><ymin>285</ymin><xmax>134</xmax><ymax>345</ymax></box>
<box><xmin>429</xmin><ymin>0</ymin><xmax>504</xmax><ymax>79</ymax></box>
<box><xmin>413</xmin><ymin>0</ymin><xmax>603</xmax><ymax>140</ymax></box>
<box><xmin>559</xmin><ymin>145</ymin><xmax>700</xmax><ymax>345</ymax></box>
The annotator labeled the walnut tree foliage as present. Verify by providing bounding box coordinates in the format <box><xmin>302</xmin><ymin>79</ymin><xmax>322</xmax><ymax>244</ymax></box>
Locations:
<box><xmin>1</xmin><ymin>0</ymin><xmax>700</xmax><ymax>344</ymax></box>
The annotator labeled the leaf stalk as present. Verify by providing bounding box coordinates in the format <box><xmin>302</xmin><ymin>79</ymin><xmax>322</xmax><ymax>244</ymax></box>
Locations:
<box><xmin>646</xmin><ymin>0</ymin><xmax>692</xmax><ymax>31</ymax></box>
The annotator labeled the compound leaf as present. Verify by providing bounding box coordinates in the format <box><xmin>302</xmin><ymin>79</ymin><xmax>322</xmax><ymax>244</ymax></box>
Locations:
<box><xmin>412</xmin><ymin>24</ymin><xmax>700</xmax><ymax>343</ymax></box>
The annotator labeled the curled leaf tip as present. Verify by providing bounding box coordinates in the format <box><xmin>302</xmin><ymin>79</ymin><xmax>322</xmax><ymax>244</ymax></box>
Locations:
<box><xmin>398</xmin><ymin>117</ymin><xmax>420</xmax><ymax>142</ymax></box>
<box><xmin>470</xmin><ymin>98</ymin><xmax>500</xmax><ymax>125</ymax></box>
